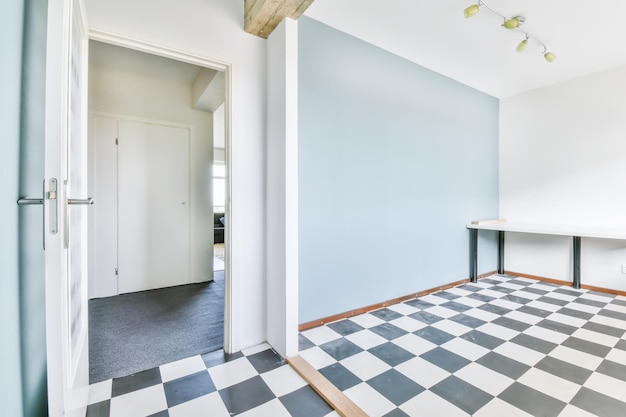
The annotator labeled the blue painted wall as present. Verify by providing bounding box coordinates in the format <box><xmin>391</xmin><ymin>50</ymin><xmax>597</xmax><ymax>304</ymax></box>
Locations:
<box><xmin>298</xmin><ymin>17</ymin><xmax>499</xmax><ymax>323</ymax></box>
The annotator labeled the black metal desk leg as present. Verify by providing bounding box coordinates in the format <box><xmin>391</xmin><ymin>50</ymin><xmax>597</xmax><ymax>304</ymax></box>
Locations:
<box><xmin>498</xmin><ymin>231</ymin><xmax>505</xmax><ymax>275</ymax></box>
<box><xmin>470</xmin><ymin>229</ymin><xmax>478</xmax><ymax>283</ymax></box>
<box><xmin>573</xmin><ymin>236</ymin><xmax>581</xmax><ymax>289</ymax></box>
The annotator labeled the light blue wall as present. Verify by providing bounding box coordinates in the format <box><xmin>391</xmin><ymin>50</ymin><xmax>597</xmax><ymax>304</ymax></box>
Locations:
<box><xmin>0</xmin><ymin>0</ymin><xmax>26</xmax><ymax>415</ymax></box>
<box><xmin>298</xmin><ymin>17</ymin><xmax>499</xmax><ymax>323</ymax></box>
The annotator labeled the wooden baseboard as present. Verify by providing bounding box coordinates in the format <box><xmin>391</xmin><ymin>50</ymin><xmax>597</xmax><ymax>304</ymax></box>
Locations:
<box><xmin>505</xmin><ymin>270</ymin><xmax>626</xmax><ymax>297</ymax></box>
<box><xmin>299</xmin><ymin>271</ymin><xmax>497</xmax><ymax>331</ymax></box>
<box><xmin>287</xmin><ymin>356</ymin><xmax>368</xmax><ymax>417</ymax></box>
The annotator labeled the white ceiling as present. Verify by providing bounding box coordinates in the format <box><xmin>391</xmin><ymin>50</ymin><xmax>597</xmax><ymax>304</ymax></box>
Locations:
<box><xmin>304</xmin><ymin>0</ymin><xmax>626</xmax><ymax>98</ymax></box>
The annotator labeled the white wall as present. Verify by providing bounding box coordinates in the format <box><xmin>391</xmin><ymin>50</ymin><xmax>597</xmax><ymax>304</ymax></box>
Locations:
<box><xmin>88</xmin><ymin>64</ymin><xmax>213</xmax><ymax>297</ymax></box>
<box><xmin>85</xmin><ymin>0</ymin><xmax>267</xmax><ymax>350</ymax></box>
<box><xmin>214</xmin><ymin>103</ymin><xmax>225</xmax><ymax>162</ymax></box>
<box><xmin>500</xmin><ymin>64</ymin><xmax>626</xmax><ymax>290</ymax></box>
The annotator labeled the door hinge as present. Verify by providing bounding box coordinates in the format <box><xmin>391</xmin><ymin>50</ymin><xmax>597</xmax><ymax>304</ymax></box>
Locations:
<box><xmin>115</xmin><ymin>138</ymin><xmax>118</xmax><ymax>145</ymax></box>
<box><xmin>115</xmin><ymin>268</ymin><xmax>118</xmax><ymax>276</ymax></box>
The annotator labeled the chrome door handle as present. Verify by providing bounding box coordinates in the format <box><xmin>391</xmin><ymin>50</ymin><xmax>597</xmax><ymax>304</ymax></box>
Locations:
<box><xmin>68</xmin><ymin>198</ymin><xmax>94</xmax><ymax>205</ymax></box>
<box><xmin>16</xmin><ymin>179</ymin><xmax>58</xmax><ymax>250</ymax></box>
<box><xmin>17</xmin><ymin>197</ymin><xmax>44</xmax><ymax>205</ymax></box>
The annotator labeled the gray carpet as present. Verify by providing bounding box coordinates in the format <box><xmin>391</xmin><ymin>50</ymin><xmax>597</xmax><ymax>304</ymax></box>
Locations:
<box><xmin>89</xmin><ymin>271</ymin><xmax>224</xmax><ymax>383</ymax></box>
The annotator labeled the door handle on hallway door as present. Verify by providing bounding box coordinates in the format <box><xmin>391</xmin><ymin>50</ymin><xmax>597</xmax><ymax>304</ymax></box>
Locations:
<box><xmin>16</xmin><ymin>178</ymin><xmax>58</xmax><ymax>250</ymax></box>
<box><xmin>68</xmin><ymin>198</ymin><xmax>94</xmax><ymax>205</ymax></box>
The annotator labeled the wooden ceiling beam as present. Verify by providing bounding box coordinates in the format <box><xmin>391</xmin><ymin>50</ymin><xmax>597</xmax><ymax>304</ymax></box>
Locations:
<box><xmin>245</xmin><ymin>0</ymin><xmax>315</xmax><ymax>39</ymax></box>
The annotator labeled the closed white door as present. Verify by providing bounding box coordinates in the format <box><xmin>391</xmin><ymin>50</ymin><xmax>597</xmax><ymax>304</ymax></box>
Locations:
<box><xmin>118</xmin><ymin>120</ymin><xmax>191</xmax><ymax>293</ymax></box>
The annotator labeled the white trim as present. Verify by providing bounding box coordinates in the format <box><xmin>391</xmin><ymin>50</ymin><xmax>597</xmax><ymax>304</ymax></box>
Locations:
<box><xmin>86</xmin><ymin>30</ymin><xmax>235</xmax><ymax>352</ymax></box>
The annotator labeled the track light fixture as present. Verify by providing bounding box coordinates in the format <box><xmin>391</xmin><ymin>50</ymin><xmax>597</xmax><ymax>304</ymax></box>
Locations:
<box><xmin>463</xmin><ymin>1</ymin><xmax>556</xmax><ymax>63</ymax></box>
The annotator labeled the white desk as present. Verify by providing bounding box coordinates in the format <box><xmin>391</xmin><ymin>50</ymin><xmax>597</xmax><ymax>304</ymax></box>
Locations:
<box><xmin>467</xmin><ymin>221</ymin><xmax>626</xmax><ymax>289</ymax></box>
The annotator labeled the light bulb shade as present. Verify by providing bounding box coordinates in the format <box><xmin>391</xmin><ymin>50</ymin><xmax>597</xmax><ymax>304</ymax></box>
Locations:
<box><xmin>464</xmin><ymin>4</ymin><xmax>480</xmax><ymax>18</ymax></box>
<box><xmin>544</xmin><ymin>51</ymin><xmax>556</xmax><ymax>62</ymax></box>
<box><xmin>503</xmin><ymin>18</ymin><xmax>520</xmax><ymax>29</ymax></box>
<box><xmin>516</xmin><ymin>39</ymin><xmax>528</xmax><ymax>53</ymax></box>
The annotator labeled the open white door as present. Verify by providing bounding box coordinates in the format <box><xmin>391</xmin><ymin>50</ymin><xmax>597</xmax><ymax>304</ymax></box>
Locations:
<box><xmin>45</xmin><ymin>0</ymin><xmax>90</xmax><ymax>415</ymax></box>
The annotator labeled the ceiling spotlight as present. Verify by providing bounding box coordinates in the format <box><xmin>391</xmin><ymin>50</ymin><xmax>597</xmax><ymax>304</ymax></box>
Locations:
<box><xmin>463</xmin><ymin>1</ymin><xmax>555</xmax><ymax>63</ymax></box>
<box><xmin>503</xmin><ymin>16</ymin><xmax>524</xmax><ymax>29</ymax></box>
<box><xmin>464</xmin><ymin>3</ymin><xmax>481</xmax><ymax>18</ymax></box>
<box><xmin>544</xmin><ymin>51</ymin><xmax>557</xmax><ymax>62</ymax></box>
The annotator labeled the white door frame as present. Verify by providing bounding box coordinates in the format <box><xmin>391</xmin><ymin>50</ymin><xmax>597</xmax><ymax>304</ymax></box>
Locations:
<box><xmin>88</xmin><ymin>29</ymin><xmax>235</xmax><ymax>353</ymax></box>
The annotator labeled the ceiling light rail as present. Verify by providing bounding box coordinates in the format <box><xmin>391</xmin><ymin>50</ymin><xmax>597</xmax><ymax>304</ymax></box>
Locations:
<box><xmin>464</xmin><ymin>0</ymin><xmax>556</xmax><ymax>62</ymax></box>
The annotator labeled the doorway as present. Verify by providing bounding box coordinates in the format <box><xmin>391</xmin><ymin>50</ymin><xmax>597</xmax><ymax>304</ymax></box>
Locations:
<box><xmin>87</xmin><ymin>40</ymin><xmax>229</xmax><ymax>382</ymax></box>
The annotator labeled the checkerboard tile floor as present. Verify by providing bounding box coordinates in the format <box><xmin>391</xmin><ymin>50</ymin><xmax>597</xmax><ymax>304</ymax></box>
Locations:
<box><xmin>299</xmin><ymin>275</ymin><xmax>626</xmax><ymax>417</ymax></box>
<box><xmin>86</xmin><ymin>343</ymin><xmax>339</xmax><ymax>417</ymax></box>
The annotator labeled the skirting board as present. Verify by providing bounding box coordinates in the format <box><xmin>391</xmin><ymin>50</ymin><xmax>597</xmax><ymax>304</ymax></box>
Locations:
<box><xmin>299</xmin><ymin>271</ymin><xmax>497</xmax><ymax>332</ymax></box>
<box><xmin>505</xmin><ymin>270</ymin><xmax>626</xmax><ymax>297</ymax></box>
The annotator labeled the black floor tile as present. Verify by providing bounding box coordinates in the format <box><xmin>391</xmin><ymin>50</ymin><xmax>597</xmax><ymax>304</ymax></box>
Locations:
<box><xmin>420</xmin><ymin>347</ymin><xmax>470</xmax><ymax>373</ymax></box>
<box><xmin>517</xmin><ymin>305</ymin><xmax>552</xmax><ymax>318</ymax></box>
<box><xmin>536</xmin><ymin>319</ymin><xmax>578</xmax><ymax>335</ymax></box>
<box><xmin>582</xmin><ymin>321</ymin><xmax>625</xmax><ymax>338</ymax></box>
<box><xmin>479</xmin><ymin>303</ymin><xmax>511</xmax><ymax>316</ymax></box>
<box><xmin>370</xmin><ymin>323</ymin><xmax>408</xmax><ymax>340</ymax></box>
<box><xmin>510</xmin><ymin>333</ymin><xmax>557</xmax><ymax>354</ymax></box>
<box><xmin>537</xmin><ymin>296</ymin><xmax>569</xmax><ymax>306</ymax></box>
<box><xmin>383</xmin><ymin>409</ymin><xmax>411</xmax><ymax>417</ymax></box>
<box><xmin>247</xmin><ymin>349</ymin><xmax>285</xmax><ymax>373</ymax></box>
<box><xmin>367</xmin><ymin>369</ymin><xmax>424</xmax><ymax>406</ymax></box>
<box><xmin>371</xmin><ymin>308</ymin><xmax>404</xmax><ymax>321</ymax></box>
<box><xmin>556</xmin><ymin>307</ymin><xmax>594</xmax><ymax>320</ymax></box>
<box><xmin>299</xmin><ymin>334</ymin><xmax>316</xmax><ymax>351</ymax></box>
<box><xmin>147</xmin><ymin>411</ymin><xmax>169</xmax><ymax>417</ymax></box>
<box><xmin>86</xmin><ymin>400</ymin><xmax>110</xmax><ymax>417</ymax></box>
<box><xmin>570</xmin><ymin>387</ymin><xmax>626</xmax><ymax>417</ymax></box>
<box><xmin>491</xmin><ymin>286</ymin><xmax>516</xmax><ymax>294</ymax></box>
<box><xmin>481</xmin><ymin>278</ymin><xmax>503</xmax><ymax>285</ymax></box>
<box><xmin>502</xmin><ymin>294</ymin><xmax>532</xmax><ymax>304</ymax></box>
<box><xmin>554</xmin><ymin>288</ymin><xmax>583</xmax><ymax>297</ymax></box>
<box><xmin>461</xmin><ymin>330</ymin><xmax>505</xmax><ymax>350</ymax></box>
<box><xmin>468</xmin><ymin>293</ymin><xmax>495</xmax><ymax>303</ymax></box>
<box><xmin>414</xmin><ymin>326</ymin><xmax>455</xmax><ymax>345</ymax></box>
<box><xmin>598</xmin><ymin>308</ymin><xmax>626</xmax><ymax>321</ymax></box>
<box><xmin>457</xmin><ymin>284</ymin><xmax>482</xmax><ymax>292</ymax></box>
<box><xmin>163</xmin><ymin>370</ymin><xmax>216</xmax><ymax>408</ymax></box>
<box><xmin>318</xmin><ymin>363</ymin><xmax>361</xmax><ymax>391</ymax></box>
<box><xmin>404</xmin><ymin>299</ymin><xmax>435</xmax><ymax>309</ymax></box>
<box><xmin>596</xmin><ymin>359</ymin><xmax>626</xmax><ymax>381</ymax></box>
<box><xmin>408</xmin><ymin>310</ymin><xmax>444</xmax><ymax>324</ymax></box>
<box><xmin>280</xmin><ymin>385</ymin><xmax>334</xmax><ymax>417</ymax></box>
<box><xmin>610</xmin><ymin>298</ymin><xmax>626</xmax><ymax>307</ymax></box>
<box><xmin>498</xmin><ymin>382</ymin><xmax>566</xmax><ymax>417</ymax></box>
<box><xmin>319</xmin><ymin>338</ymin><xmax>363</xmax><ymax>361</ymax></box>
<box><xmin>534</xmin><ymin>356</ymin><xmax>592</xmax><ymax>385</ymax></box>
<box><xmin>562</xmin><ymin>337</ymin><xmax>612</xmax><ymax>357</ymax></box>
<box><xmin>327</xmin><ymin>319</ymin><xmax>364</xmax><ymax>336</ymax></box>
<box><xmin>519</xmin><ymin>287</ymin><xmax>549</xmax><ymax>296</ymax></box>
<box><xmin>492</xmin><ymin>316</ymin><xmax>532</xmax><ymax>332</ymax></box>
<box><xmin>509</xmin><ymin>279</ymin><xmax>533</xmax><ymax>287</ymax></box>
<box><xmin>433</xmin><ymin>291</ymin><xmax>460</xmax><ymax>300</ymax></box>
<box><xmin>219</xmin><ymin>375</ymin><xmax>275</xmax><ymax>415</ymax></box>
<box><xmin>439</xmin><ymin>301</ymin><xmax>472</xmax><ymax>312</ymax></box>
<box><xmin>476</xmin><ymin>352</ymin><xmax>530</xmax><ymax>379</ymax></box>
<box><xmin>430</xmin><ymin>375</ymin><xmax>493</xmax><ymax>415</ymax></box>
<box><xmin>615</xmin><ymin>339</ymin><xmax>626</xmax><ymax>351</ymax></box>
<box><xmin>111</xmin><ymin>367</ymin><xmax>162</xmax><ymax>397</ymax></box>
<box><xmin>574</xmin><ymin>298</ymin><xmax>607</xmax><ymax>308</ymax></box>
<box><xmin>368</xmin><ymin>342</ymin><xmax>415</xmax><ymax>367</ymax></box>
<box><xmin>201</xmin><ymin>349</ymin><xmax>243</xmax><ymax>369</ymax></box>
<box><xmin>449</xmin><ymin>313</ymin><xmax>486</xmax><ymax>329</ymax></box>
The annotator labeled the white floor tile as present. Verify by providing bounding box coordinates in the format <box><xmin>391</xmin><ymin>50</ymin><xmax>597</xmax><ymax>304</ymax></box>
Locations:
<box><xmin>424</xmin><ymin>305</ymin><xmax>458</xmax><ymax>319</ymax></box>
<box><xmin>395</xmin><ymin>357</ymin><xmax>450</xmax><ymax>388</ymax></box>
<box><xmin>580</xmin><ymin>293</ymin><xmax>613</xmax><ymax>303</ymax></box>
<box><xmin>238</xmin><ymin>398</ymin><xmax>292</xmax><ymax>417</ymax></box>
<box><xmin>605</xmin><ymin>303</ymin><xmax>626</xmax><ymax>314</ymax></box>
<box><xmin>88</xmin><ymin>379</ymin><xmax>112</xmax><ymax>405</ymax></box>
<box><xmin>478</xmin><ymin>289</ymin><xmax>508</xmax><ymax>299</ymax></box>
<box><xmin>419</xmin><ymin>294</ymin><xmax>449</xmax><ymax>305</ymax></box>
<box><xmin>344</xmin><ymin>382</ymin><xmax>396</xmax><ymax>417</ymax></box>
<box><xmin>159</xmin><ymin>355</ymin><xmax>207</xmax><ymax>383</ymax></box>
<box><xmin>400</xmin><ymin>390</ymin><xmax>470</xmax><ymax>417</ymax></box>
<box><xmin>473</xmin><ymin>398</ymin><xmax>533</xmax><ymax>417</ymax></box>
<box><xmin>392</xmin><ymin>333</ymin><xmax>438</xmax><ymax>356</ymax></box>
<box><xmin>504</xmin><ymin>310</ymin><xmax>543</xmax><ymax>325</ymax></box>
<box><xmin>301</xmin><ymin>326</ymin><xmax>342</xmax><ymax>345</ymax></box>
<box><xmin>344</xmin><ymin>329</ymin><xmax>387</xmax><ymax>350</ymax></box>
<box><xmin>548</xmin><ymin>346</ymin><xmax>603</xmax><ymax>370</ymax></box>
<box><xmin>522</xmin><ymin>325</ymin><xmax>569</xmax><ymax>344</ymax></box>
<box><xmin>431</xmin><ymin>319</ymin><xmax>472</xmax><ymax>336</ymax></box>
<box><xmin>453</xmin><ymin>296</ymin><xmax>486</xmax><ymax>308</ymax></box>
<box><xmin>590</xmin><ymin>314</ymin><xmax>626</xmax><ymax>330</ymax></box>
<box><xmin>260</xmin><ymin>363</ymin><xmax>308</xmax><ymax>397</ymax></box>
<box><xmin>557</xmin><ymin>404</ymin><xmax>599</xmax><ymax>417</ymax></box>
<box><xmin>242</xmin><ymin>343</ymin><xmax>272</xmax><ymax>356</ymax></box>
<box><xmin>389</xmin><ymin>315</ymin><xmax>427</xmax><ymax>332</ymax></box>
<box><xmin>517</xmin><ymin>368</ymin><xmax>581</xmax><ymax>403</ymax></box>
<box><xmin>168</xmin><ymin>391</ymin><xmax>231</xmax><ymax>417</ymax></box>
<box><xmin>348</xmin><ymin>313</ymin><xmax>386</xmax><ymax>329</ymax></box>
<box><xmin>547</xmin><ymin>292</ymin><xmax>577</xmax><ymax>302</ymax></box>
<box><xmin>493</xmin><ymin>342</ymin><xmax>545</xmax><ymax>366</ymax></box>
<box><xmin>208</xmin><ymin>357</ymin><xmax>259</xmax><ymax>390</ymax></box>
<box><xmin>454</xmin><ymin>362</ymin><xmax>514</xmax><ymax>396</ymax></box>
<box><xmin>584</xmin><ymin>371</ymin><xmax>626</xmax><ymax>401</ymax></box>
<box><xmin>298</xmin><ymin>346</ymin><xmax>337</xmax><ymax>370</ymax></box>
<box><xmin>339</xmin><ymin>351</ymin><xmax>391</xmax><ymax>381</ymax></box>
<box><xmin>387</xmin><ymin>302</ymin><xmax>418</xmax><ymax>316</ymax></box>
<box><xmin>564</xmin><ymin>302</ymin><xmax>601</xmax><ymax>315</ymax></box>
<box><xmin>572</xmin><ymin>328</ymin><xmax>619</xmax><ymax>347</ymax></box>
<box><xmin>546</xmin><ymin>313</ymin><xmax>587</xmax><ymax>328</ymax></box>
<box><xmin>109</xmin><ymin>385</ymin><xmax>167</xmax><ymax>417</ymax></box>
<box><xmin>511</xmin><ymin>290</ymin><xmax>543</xmax><ymax>300</ymax></box>
<box><xmin>463</xmin><ymin>307</ymin><xmax>500</xmax><ymax>322</ymax></box>
<box><xmin>476</xmin><ymin>322</ymin><xmax>519</xmax><ymax>341</ymax></box>
<box><xmin>527</xmin><ymin>300</ymin><xmax>562</xmax><ymax>312</ymax></box>
<box><xmin>606</xmin><ymin>347</ymin><xmax>626</xmax><ymax>364</ymax></box>
<box><xmin>440</xmin><ymin>337</ymin><xmax>490</xmax><ymax>361</ymax></box>
<box><xmin>491</xmin><ymin>298</ymin><xmax>525</xmax><ymax>310</ymax></box>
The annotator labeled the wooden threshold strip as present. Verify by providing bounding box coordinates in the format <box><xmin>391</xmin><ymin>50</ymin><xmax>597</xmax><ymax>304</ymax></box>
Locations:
<box><xmin>299</xmin><ymin>271</ymin><xmax>497</xmax><ymax>331</ymax></box>
<box><xmin>287</xmin><ymin>355</ymin><xmax>368</xmax><ymax>417</ymax></box>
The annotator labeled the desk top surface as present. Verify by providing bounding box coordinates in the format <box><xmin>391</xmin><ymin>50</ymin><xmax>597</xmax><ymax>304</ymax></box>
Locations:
<box><xmin>467</xmin><ymin>221</ymin><xmax>626</xmax><ymax>240</ymax></box>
